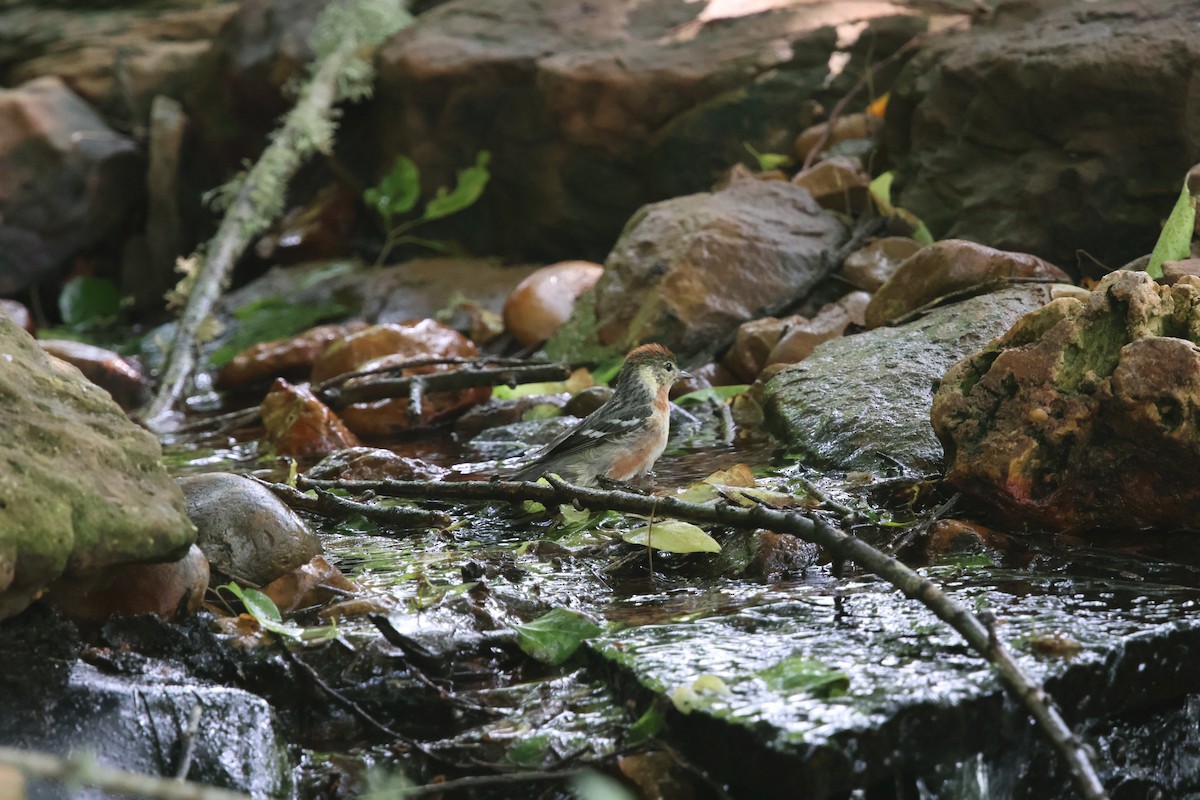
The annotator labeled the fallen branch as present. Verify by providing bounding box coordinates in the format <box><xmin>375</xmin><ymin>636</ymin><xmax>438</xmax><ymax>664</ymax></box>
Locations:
<box><xmin>320</xmin><ymin>363</ymin><xmax>572</xmax><ymax>409</ymax></box>
<box><xmin>253</xmin><ymin>478</ymin><xmax>449</xmax><ymax>531</ymax></box>
<box><xmin>142</xmin><ymin>0</ymin><xmax>413</xmax><ymax>430</ymax></box>
<box><xmin>298</xmin><ymin>475</ymin><xmax>1109</xmax><ymax>800</ymax></box>
<box><xmin>0</xmin><ymin>746</ymin><xmax>251</xmax><ymax>800</ymax></box>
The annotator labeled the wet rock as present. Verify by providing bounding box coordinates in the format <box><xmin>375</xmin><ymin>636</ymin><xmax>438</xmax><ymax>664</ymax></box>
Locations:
<box><xmin>841</xmin><ymin>236</ymin><xmax>923</xmax><ymax>292</ymax></box>
<box><xmin>307</xmin><ymin>447</ymin><xmax>449</xmax><ymax>481</ymax></box>
<box><xmin>765</xmin><ymin>285</ymin><xmax>1054</xmax><ymax>474</ymax></box>
<box><xmin>564</xmin><ymin>386</ymin><xmax>613</xmax><ymax>419</ymax></box>
<box><xmin>260</xmin><ymin>378</ymin><xmax>361</xmax><ymax>459</ymax></box>
<box><xmin>38</xmin><ymin>339</ymin><xmax>148</xmax><ymax>411</ymax></box>
<box><xmin>0</xmin><ymin>76</ymin><xmax>142</xmax><ymax>294</ymax></box>
<box><xmin>588</xmin><ymin>565</ymin><xmax>1200</xmax><ymax>799</ymax></box>
<box><xmin>254</xmin><ymin>182</ymin><xmax>358</xmax><ymax>264</ymax></box>
<box><xmin>715</xmin><ymin>530</ymin><xmax>820</xmax><ymax>581</ymax></box>
<box><xmin>0</xmin><ymin>299</ymin><xmax>33</xmax><ymax>333</ymax></box>
<box><xmin>767</xmin><ymin>292</ymin><xmax>871</xmax><ymax>368</ymax></box>
<box><xmin>504</xmin><ymin>261</ymin><xmax>604</xmax><ymax>347</ymax></box>
<box><xmin>371</xmin><ymin>0</ymin><xmax>913</xmax><ymax>260</ymax></box>
<box><xmin>45</xmin><ymin>545</ymin><xmax>209</xmax><ymax>623</ymax></box>
<box><xmin>471</xmin><ymin>416</ymin><xmax>582</xmax><ymax>460</ymax></box>
<box><xmin>885</xmin><ymin>0</ymin><xmax>1200</xmax><ymax>267</ymax></box>
<box><xmin>793</xmin><ymin>112</ymin><xmax>883</xmax><ymax>162</ymax></box>
<box><xmin>3</xmin><ymin>661</ymin><xmax>290</xmax><ymax>799</ymax></box>
<box><xmin>932</xmin><ymin>270</ymin><xmax>1200</xmax><ymax>531</ymax></box>
<box><xmin>1162</xmin><ymin>258</ymin><xmax>1200</xmax><ymax>286</ymax></box>
<box><xmin>0</xmin><ymin>317</ymin><xmax>195</xmax><ymax>620</ymax></box>
<box><xmin>178</xmin><ymin>472</ymin><xmax>322</xmax><ymax>587</ymax></box>
<box><xmin>312</xmin><ymin>320</ymin><xmax>490</xmax><ymax>437</ymax></box>
<box><xmin>216</xmin><ymin>320</ymin><xmax>370</xmax><ymax>390</ymax></box>
<box><xmin>454</xmin><ymin>394</ymin><xmax>571</xmax><ymax>438</ymax></box>
<box><xmin>186</xmin><ymin>0</ymin><xmax>327</xmax><ymax>172</ymax></box>
<box><xmin>547</xmin><ymin>176</ymin><xmax>848</xmax><ymax>363</ymax></box>
<box><xmin>864</xmin><ymin>240</ymin><xmax>1070</xmax><ymax>329</ymax></box>
<box><xmin>724</xmin><ymin>292</ymin><xmax>871</xmax><ymax>381</ymax></box>
<box><xmin>2</xmin><ymin>2</ymin><xmax>235</xmax><ymax>125</ymax></box>
<box><xmin>923</xmin><ymin>520</ymin><xmax>1011</xmax><ymax>565</ymax></box>
<box><xmin>790</xmin><ymin>156</ymin><xmax>872</xmax><ymax>215</ymax></box>
<box><xmin>311</xmin><ymin>320</ymin><xmax>477</xmax><ymax>384</ymax></box>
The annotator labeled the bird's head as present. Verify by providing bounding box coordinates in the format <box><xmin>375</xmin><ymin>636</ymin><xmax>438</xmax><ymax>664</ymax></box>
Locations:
<box><xmin>619</xmin><ymin>344</ymin><xmax>688</xmax><ymax>394</ymax></box>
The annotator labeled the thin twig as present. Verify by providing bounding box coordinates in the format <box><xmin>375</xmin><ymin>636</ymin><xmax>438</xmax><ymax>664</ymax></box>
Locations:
<box><xmin>0</xmin><ymin>746</ymin><xmax>251</xmax><ymax>800</ymax></box>
<box><xmin>312</xmin><ymin>356</ymin><xmax>543</xmax><ymax>394</ymax></box>
<box><xmin>884</xmin><ymin>492</ymin><xmax>961</xmax><ymax>556</ymax></box>
<box><xmin>802</xmin><ymin>32</ymin><xmax>925</xmax><ymax>171</ymax></box>
<box><xmin>298</xmin><ymin>475</ymin><xmax>1109</xmax><ymax>800</ymax></box>
<box><xmin>174</xmin><ymin>704</ymin><xmax>203</xmax><ymax>781</ymax></box>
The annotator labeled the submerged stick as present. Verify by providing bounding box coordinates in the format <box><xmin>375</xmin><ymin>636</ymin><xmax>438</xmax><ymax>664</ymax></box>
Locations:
<box><xmin>298</xmin><ymin>475</ymin><xmax>1109</xmax><ymax>800</ymax></box>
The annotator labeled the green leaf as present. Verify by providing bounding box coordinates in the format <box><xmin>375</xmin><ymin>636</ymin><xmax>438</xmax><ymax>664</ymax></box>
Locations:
<box><xmin>558</xmin><ymin>504</ymin><xmax>591</xmax><ymax>525</ymax></box>
<box><xmin>1148</xmin><ymin>181</ymin><xmax>1196</xmax><ymax>279</ymax></box>
<box><xmin>421</xmin><ymin>151</ymin><xmax>491</xmax><ymax>221</ymax></box>
<box><xmin>514</xmin><ymin>607</ymin><xmax>602</xmax><ymax>665</ymax></box>
<box><xmin>743</xmin><ymin>141</ymin><xmax>792</xmax><ymax>171</ymax></box>
<box><xmin>366</xmin><ymin>155</ymin><xmax>421</xmax><ymax>222</ymax></box>
<box><xmin>59</xmin><ymin>276</ymin><xmax>121</xmax><ymax>327</ymax></box>
<box><xmin>505</xmin><ymin>734</ymin><xmax>551</xmax><ymax>767</ymax></box>
<box><xmin>759</xmin><ymin>657</ymin><xmax>849</xmax><ymax>697</ymax></box>
<box><xmin>209</xmin><ymin>296</ymin><xmax>349</xmax><ymax>367</ymax></box>
<box><xmin>220</xmin><ymin>582</ymin><xmax>303</xmax><ymax>639</ymax></box>
<box><xmin>673</xmin><ymin>385</ymin><xmax>749</xmax><ymax>405</ymax></box>
<box><xmin>621</xmin><ymin>519</ymin><xmax>721</xmax><ymax>554</ymax></box>
<box><xmin>626</xmin><ymin>705</ymin><xmax>665</xmax><ymax>747</ymax></box>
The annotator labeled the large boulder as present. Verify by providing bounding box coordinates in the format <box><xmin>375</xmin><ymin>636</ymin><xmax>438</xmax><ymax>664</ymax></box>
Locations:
<box><xmin>932</xmin><ymin>270</ymin><xmax>1200</xmax><ymax>531</ymax></box>
<box><xmin>0</xmin><ymin>1</ymin><xmax>235</xmax><ymax>125</ymax></box>
<box><xmin>371</xmin><ymin>0</ymin><xmax>925</xmax><ymax>260</ymax></box>
<box><xmin>0</xmin><ymin>77</ymin><xmax>142</xmax><ymax>294</ymax></box>
<box><xmin>0</xmin><ymin>317</ymin><xmax>196</xmax><ymax>619</ymax></box>
<box><xmin>547</xmin><ymin>175</ymin><xmax>848</xmax><ymax>363</ymax></box>
<box><xmin>886</xmin><ymin>0</ymin><xmax>1200</xmax><ymax>267</ymax></box>
<box><xmin>764</xmin><ymin>285</ymin><xmax>1055</xmax><ymax>474</ymax></box>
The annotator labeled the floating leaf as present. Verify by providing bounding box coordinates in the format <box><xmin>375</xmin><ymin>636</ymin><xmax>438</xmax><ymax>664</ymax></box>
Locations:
<box><xmin>621</xmin><ymin>519</ymin><xmax>721</xmax><ymax>553</ymax></box>
<box><xmin>514</xmin><ymin>607</ymin><xmax>602</xmax><ymax>665</ymax></box>
<box><xmin>1147</xmin><ymin>181</ymin><xmax>1197</xmax><ymax>279</ymax></box>
<box><xmin>59</xmin><ymin>276</ymin><xmax>121</xmax><ymax>327</ymax></box>
<box><xmin>422</xmin><ymin>151</ymin><xmax>491</xmax><ymax>221</ymax></box>
<box><xmin>759</xmin><ymin>657</ymin><xmax>849</xmax><ymax>697</ymax></box>
<box><xmin>365</xmin><ymin>155</ymin><xmax>421</xmax><ymax>222</ymax></box>
<box><xmin>558</xmin><ymin>504</ymin><xmax>591</xmax><ymax>525</ymax></box>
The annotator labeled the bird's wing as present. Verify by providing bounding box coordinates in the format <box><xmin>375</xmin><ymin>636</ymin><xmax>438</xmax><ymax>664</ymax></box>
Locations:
<box><xmin>526</xmin><ymin>402</ymin><xmax>649</xmax><ymax>462</ymax></box>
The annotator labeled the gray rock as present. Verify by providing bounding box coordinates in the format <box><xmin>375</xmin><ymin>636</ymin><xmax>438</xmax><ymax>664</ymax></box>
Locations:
<box><xmin>0</xmin><ymin>77</ymin><xmax>142</xmax><ymax>293</ymax></box>
<box><xmin>3</xmin><ymin>662</ymin><xmax>291</xmax><ymax>799</ymax></box>
<box><xmin>886</xmin><ymin>0</ymin><xmax>1200</xmax><ymax>267</ymax></box>
<box><xmin>547</xmin><ymin>176</ymin><xmax>848</xmax><ymax>363</ymax></box>
<box><xmin>0</xmin><ymin>316</ymin><xmax>195</xmax><ymax>620</ymax></box>
<box><xmin>179</xmin><ymin>472</ymin><xmax>322</xmax><ymax>587</ymax></box>
<box><xmin>371</xmin><ymin>0</ymin><xmax>914</xmax><ymax>261</ymax></box>
<box><xmin>763</xmin><ymin>286</ymin><xmax>1055</xmax><ymax>474</ymax></box>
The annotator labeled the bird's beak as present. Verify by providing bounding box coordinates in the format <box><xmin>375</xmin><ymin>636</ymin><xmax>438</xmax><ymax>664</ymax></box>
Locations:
<box><xmin>677</xmin><ymin>370</ymin><xmax>694</xmax><ymax>380</ymax></box>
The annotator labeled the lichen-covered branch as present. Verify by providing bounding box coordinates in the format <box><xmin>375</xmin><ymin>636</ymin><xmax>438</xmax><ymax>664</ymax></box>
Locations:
<box><xmin>297</xmin><ymin>475</ymin><xmax>1109</xmax><ymax>800</ymax></box>
<box><xmin>142</xmin><ymin>0</ymin><xmax>413</xmax><ymax>430</ymax></box>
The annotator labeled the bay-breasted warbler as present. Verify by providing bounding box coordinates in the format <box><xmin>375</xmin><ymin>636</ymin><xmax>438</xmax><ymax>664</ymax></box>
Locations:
<box><xmin>513</xmin><ymin>344</ymin><xmax>687</xmax><ymax>486</ymax></box>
